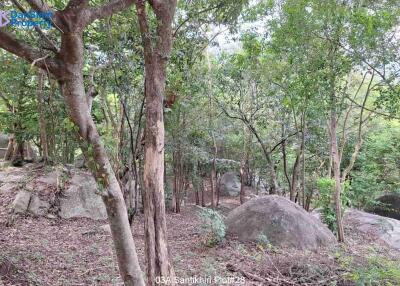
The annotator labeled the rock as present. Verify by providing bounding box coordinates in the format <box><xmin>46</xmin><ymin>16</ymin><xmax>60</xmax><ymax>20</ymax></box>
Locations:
<box><xmin>99</xmin><ymin>224</ymin><xmax>111</xmax><ymax>234</ymax></box>
<box><xmin>344</xmin><ymin>209</ymin><xmax>400</xmax><ymax>250</ymax></box>
<box><xmin>0</xmin><ymin>183</ymin><xmax>15</xmax><ymax>194</ymax></box>
<box><xmin>59</xmin><ymin>173</ymin><xmax>107</xmax><ymax>220</ymax></box>
<box><xmin>74</xmin><ymin>154</ymin><xmax>86</xmax><ymax>168</ymax></box>
<box><xmin>226</xmin><ymin>195</ymin><xmax>336</xmax><ymax>250</ymax></box>
<box><xmin>0</xmin><ymin>172</ymin><xmax>24</xmax><ymax>184</ymax></box>
<box><xmin>46</xmin><ymin>214</ymin><xmax>57</xmax><ymax>219</ymax></box>
<box><xmin>11</xmin><ymin>190</ymin><xmax>32</xmax><ymax>214</ymax></box>
<box><xmin>28</xmin><ymin>195</ymin><xmax>50</xmax><ymax>216</ymax></box>
<box><xmin>368</xmin><ymin>193</ymin><xmax>400</xmax><ymax>220</ymax></box>
<box><xmin>25</xmin><ymin>170</ymin><xmax>60</xmax><ymax>191</ymax></box>
<box><xmin>218</xmin><ymin>172</ymin><xmax>240</xmax><ymax>197</ymax></box>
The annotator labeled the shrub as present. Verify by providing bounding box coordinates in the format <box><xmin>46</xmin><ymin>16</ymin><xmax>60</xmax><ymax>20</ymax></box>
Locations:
<box><xmin>198</xmin><ymin>208</ymin><xmax>226</xmax><ymax>247</ymax></box>
<box><xmin>349</xmin><ymin>256</ymin><xmax>400</xmax><ymax>286</ymax></box>
<box><xmin>316</xmin><ymin>177</ymin><xmax>350</xmax><ymax>233</ymax></box>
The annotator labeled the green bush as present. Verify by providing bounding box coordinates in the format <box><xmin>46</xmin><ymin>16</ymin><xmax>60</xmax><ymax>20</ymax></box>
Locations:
<box><xmin>198</xmin><ymin>208</ymin><xmax>226</xmax><ymax>247</ymax></box>
<box><xmin>349</xmin><ymin>256</ymin><xmax>400</xmax><ymax>286</ymax></box>
<box><xmin>316</xmin><ymin>177</ymin><xmax>350</xmax><ymax>233</ymax></box>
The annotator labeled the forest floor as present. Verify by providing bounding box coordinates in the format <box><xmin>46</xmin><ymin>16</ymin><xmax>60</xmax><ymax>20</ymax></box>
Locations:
<box><xmin>0</xmin><ymin>164</ymin><xmax>399</xmax><ymax>286</ymax></box>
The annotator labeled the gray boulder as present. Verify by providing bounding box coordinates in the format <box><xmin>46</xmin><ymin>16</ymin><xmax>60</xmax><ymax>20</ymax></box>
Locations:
<box><xmin>344</xmin><ymin>209</ymin><xmax>400</xmax><ymax>250</ymax></box>
<box><xmin>226</xmin><ymin>195</ymin><xmax>336</xmax><ymax>250</ymax></box>
<box><xmin>11</xmin><ymin>190</ymin><xmax>50</xmax><ymax>216</ymax></box>
<box><xmin>12</xmin><ymin>190</ymin><xmax>32</xmax><ymax>214</ymax></box>
<box><xmin>28</xmin><ymin>195</ymin><xmax>50</xmax><ymax>216</ymax></box>
<box><xmin>218</xmin><ymin>172</ymin><xmax>240</xmax><ymax>197</ymax></box>
<box><xmin>59</xmin><ymin>173</ymin><xmax>107</xmax><ymax>220</ymax></box>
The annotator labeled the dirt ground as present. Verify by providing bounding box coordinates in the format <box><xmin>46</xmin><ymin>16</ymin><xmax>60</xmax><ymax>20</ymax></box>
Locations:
<box><xmin>0</xmin><ymin>165</ymin><xmax>399</xmax><ymax>286</ymax></box>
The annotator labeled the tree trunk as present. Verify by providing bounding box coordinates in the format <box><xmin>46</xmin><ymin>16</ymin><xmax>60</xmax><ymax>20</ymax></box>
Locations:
<box><xmin>290</xmin><ymin>153</ymin><xmax>300</xmax><ymax>202</ymax></box>
<box><xmin>195</xmin><ymin>180</ymin><xmax>200</xmax><ymax>205</ymax></box>
<box><xmin>300</xmin><ymin>121</ymin><xmax>306</xmax><ymax>208</ymax></box>
<box><xmin>329</xmin><ymin>78</ymin><xmax>345</xmax><ymax>243</ymax></box>
<box><xmin>11</xmin><ymin>140</ymin><xmax>24</xmax><ymax>166</ymax></box>
<box><xmin>201</xmin><ymin>178</ymin><xmax>206</xmax><ymax>207</ymax></box>
<box><xmin>142</xmin><ymin>57</ymin><xmax>175</xmax><ymax>286</ymax></box>
<box><xmin>240</xmin><ymin>166</ymin><xmax>245</xmax><ymax>204</ymax></box>
<box><xmin>36</xmin><ymin>70</ymin><xmax>49</xmax><ymax>162</ymax></box>
<box><xmin>210</xmin><ymin>170</ymin><xmax>216</xmax><ymax>209</ymax></box>
<box><xmin>216</xmin><ymin>173</ymin><xmax>220</xmax><ymax>206</ymax></box>
<box><xmin>135</xmin><ymin>1</ymin><xmax>177</xmax><ymax>282</ymax></box>
<box><xmin>4</xmin><ymin>135</ymin><xmax>14</xmax><ymax>161</ymax></box>
<box><xmin>59</xmin><ymin>32</ymin><xmax>144</xmax><ymax>286</ymax></box>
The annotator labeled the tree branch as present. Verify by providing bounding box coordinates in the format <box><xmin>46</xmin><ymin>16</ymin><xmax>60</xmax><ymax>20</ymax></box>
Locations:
<box><xmin>269</xmin><ymin>130</ymin><xmax>301</xmax><ymax>154</ymax></box>
<box><xmin>172</xmin><ymin>3</ymin><xmax>223</xmax><ymax>38</ymax></box>
<box><xmin>12</xmin><ymin>0</ymin><xmax>59</xmax><ymax>53</ymax></box>
<box><xmin>0</xmin><ymin>30</ymin><xmax>60</xmax><ymax>77</ymax></box>
<box><xmin>88</xmin><ymin>0</ymin><xmax>134</xmax><ymax>23</ymax></box>
<box><xmin>24</xmin><ymin>0</ymin><xmax>53</xmax><ymax>13</ymax></box>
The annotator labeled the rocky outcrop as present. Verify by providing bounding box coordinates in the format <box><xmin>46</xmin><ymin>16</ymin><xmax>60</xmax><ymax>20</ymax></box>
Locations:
<box><xmin>344</xmin><ymin>209</ymin><xmax>400</xmax><ymax>250</ymax></box>
<box><xmin>11</xmin><ymin>190</ymin><xmax>50</xmax><ymax>216</ymax></box>
<box><xmin>2</xmin><ymin>165</ymin><xmax>107</xmax><ymax>220</ymax></box>
<box><xmin>59</xmin><ymin>173</ymin><xmax>107</xmax><ymax>220</ymax></box>
<box><xmin>226</xmin><ymin>195</ymin><xmax>336</xmax><ymax>250</ymax></box>
<box><xmin>218</xmin><ymin>172</ymin><xmax>240</xmax><ymax>197</ymax></box>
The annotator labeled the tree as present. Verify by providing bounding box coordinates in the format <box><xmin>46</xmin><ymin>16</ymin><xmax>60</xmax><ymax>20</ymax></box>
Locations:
<box><xmin>0</xmin><ymin>1</ymin><xmax>145</xmax><ymax>284</ymax></box>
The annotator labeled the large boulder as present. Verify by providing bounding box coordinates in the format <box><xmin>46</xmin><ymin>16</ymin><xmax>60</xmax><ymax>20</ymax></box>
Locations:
<box><xmin>226</xmin><ymin>195</ymin><xmax>336</xmax><ymax>250</ymax></box>
<box><xmin>218</xmin><ymin>172</ymin><xmax>240</xmax><ymax>197</ymax></box>
<box><xmin>344</xmin><ymin>209</ymin><xmax>400</xmax><ymax>250</ymax></box>
<box><xmin>59</xmin><ymin>173</ymin><xmax>107</xmax><ymax>220</ymax></box>
<box><xmin>368</xmin><ymin>193</ymin><xmax>400</xmax><ymax>220</ymax></box>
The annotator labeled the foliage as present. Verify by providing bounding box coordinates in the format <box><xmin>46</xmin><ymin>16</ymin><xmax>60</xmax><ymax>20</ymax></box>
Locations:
<box><xmin>351</xmin><ymin>121</ymin><xmax>400</xmax><ymax>208</ymax></box>
<box><xmin>316</xmin><ymin>177</ymin><xmax>351</xmax><ymax>233</ymax></box>
<box><xmin>349</xmin><ymin>256</ymin><xmax>400</xmax><ymax>286</ymax></box>
<box><xmin>198</xmin><ymin>208</ymin><xmax>226</xmax><ymax>247</ymax></box>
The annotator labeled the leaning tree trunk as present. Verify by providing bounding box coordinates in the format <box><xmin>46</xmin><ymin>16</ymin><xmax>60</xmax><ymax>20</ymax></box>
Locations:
<box><xmin>59</xmin><ymin>32</ymin><xmax>144</xmax><ymax>286</ymax></box>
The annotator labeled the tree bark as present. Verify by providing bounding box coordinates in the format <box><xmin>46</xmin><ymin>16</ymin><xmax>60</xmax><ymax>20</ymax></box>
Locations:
<box><xmin>59</xmin><ymin>31</ymin><xmax>145</xmax><ymax>285</ymax></box>
<box><xmin>201</xmin><ymin>178</ymin><xmax>206</xmax><ymax>207</ymax></box>
<box><xmin>36</xmin><ymin>70</ymin><xmax>49</xmax><ymax>162</ymax></box>
<box><xmin>135</xmin><ymin>0</ymin><xmax>177</xmax><ymax>283</ymax></box>
<box><xmin>290</xmin><ymin>153</ymin><xmax>300</xmax><ymax>202</ymax></box>
<box><xmin>239</xmin><ymin>166</ymin><xmax>245</xmax><ymax>204</ymax></box>
<box><xmin>329</xmin><ymin>76</ymin><xmax>345</xmax><ymax>243</ymax></box>
<box><xmin>0</xmin><ymin>2</ymin><xmax>145</xmax><ymax>283</ymax></box>
<box><xmin>4</xmin><ymin>135</ymin><xmax>14</xmax><ymax>161</ymax></box>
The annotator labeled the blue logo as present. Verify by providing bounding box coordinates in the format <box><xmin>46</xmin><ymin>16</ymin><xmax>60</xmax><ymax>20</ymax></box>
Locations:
<box><xmin>0</xmin><ymin>10</ymin><xmax>54</xmax><ymax>29</ymax></box>
<box><xmin>0</xmin><ymin>11</ymin><xmax>10</xmax><ymax>27</ymax></box>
